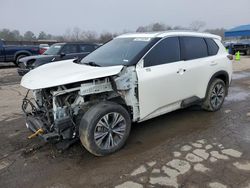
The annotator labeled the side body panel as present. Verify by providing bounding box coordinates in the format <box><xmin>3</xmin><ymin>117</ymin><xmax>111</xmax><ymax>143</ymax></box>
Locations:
<box><xmin>136</xmin><ymin>37</ymin><xmax>232</xmax><ymax>122</ymax></box>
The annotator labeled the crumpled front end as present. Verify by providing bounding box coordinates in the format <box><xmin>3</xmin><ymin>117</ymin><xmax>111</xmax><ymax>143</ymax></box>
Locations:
<box><xmin>22</xmin><ymin>87</ymin><xmax>80</xmax><ymax>143</ymax></box>
<box><xmin>21</xmin><ymin>66</ymin><xmax>140</xmax><ymax>150</ymax></box>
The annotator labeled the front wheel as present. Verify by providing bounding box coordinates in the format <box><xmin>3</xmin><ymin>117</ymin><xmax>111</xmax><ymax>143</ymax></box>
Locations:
<box><xmin>202</xmin><ymin>79</ymin><xmax>227</xmax><ymax>112</ymax></box>
<box><xmin>79</xmin><ymin>101</ymin><xmax>131</xmax><ymax>156</ymax></box>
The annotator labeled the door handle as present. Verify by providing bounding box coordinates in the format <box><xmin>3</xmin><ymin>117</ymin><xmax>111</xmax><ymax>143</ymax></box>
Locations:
<box><xmin>177</xmin><ymin>68</ymin><xmax>186</xmax><ymax>74</ymax></box>
<box><xmin>210</xmin><ymin>61</ymin><xmax>218</xmax><ymax>66</ymax></box>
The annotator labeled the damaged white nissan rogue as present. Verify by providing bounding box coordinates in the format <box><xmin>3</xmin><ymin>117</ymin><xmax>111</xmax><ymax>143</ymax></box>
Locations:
<box><xmin>21</xmin><ymin>31</ymin><xmax>232</xmax><ymax>156</ymax></box>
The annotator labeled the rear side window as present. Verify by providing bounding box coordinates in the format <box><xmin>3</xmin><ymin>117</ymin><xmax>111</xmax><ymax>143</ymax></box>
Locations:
<box><xmin>61</xmin><ymin>44</ymin><xmax>78</xmax><ymax>54</ymax></box>
<box><xmin>79</xmin><ymin>44</ymin><xmax>96</xmax><ymax>53</ymax></box>
<box><xmin>180</xmin><ymin>37</ymin><xmax>208</xmax><ymax>60</ymax></box>
<box><xmin>205</xmin><ymin>38</ymin><xmax>219</xmax><ymax>56</ymax></box>
<box><xmin>144</xmin><ymin>37</ymin><xmax>180</xmax><ymax>67</ymax></box>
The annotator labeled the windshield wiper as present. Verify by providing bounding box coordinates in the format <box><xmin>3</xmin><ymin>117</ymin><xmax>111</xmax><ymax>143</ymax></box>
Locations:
<box><xmin>82</xmin><ymin>61</ymin><xmax>101</xmax><ymax>67</ymax></box>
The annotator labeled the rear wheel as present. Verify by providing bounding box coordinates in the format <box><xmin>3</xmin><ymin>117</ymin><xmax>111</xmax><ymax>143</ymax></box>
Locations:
<box><xmin>79</xmin><ymin>101</ymin><xmax>131</xmax><ymax>156</ymax></box>
<box><xmin>15</xmin><ymin>54</ymin><xmax>27</xmax><ymax>67</ymax></box>
<box><xmin>202</xmin><ymin>79</ymin><xmax>226</xmax><ymax>112</ymax></box>
<box><xmin>247</xmin><ymin>49</ymin><xmax>250</xmax><ymax>55</ymax></box>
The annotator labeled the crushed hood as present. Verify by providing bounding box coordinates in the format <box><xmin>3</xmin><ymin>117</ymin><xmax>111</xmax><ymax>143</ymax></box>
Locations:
<box><xmin>21</xmin><ymin>59</ymin><xmax>124</xmax><ymax>90</ymax></box>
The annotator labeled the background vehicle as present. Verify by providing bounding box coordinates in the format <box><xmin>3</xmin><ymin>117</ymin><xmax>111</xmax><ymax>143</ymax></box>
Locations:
<box><xmin>0</xmin><ymin>39</ymin><xmax>41</xmax><ymax>66</ymax></box>
<box><xmin>21</xmin><ymin>31</ymin><xmax>232</xmax><ymax>156</ymax></box>
<box><xmin>231</xmin><ymin>40</ymin><xmax>250</xmax><ymax>55</ymax></box>
<box><xmin>39</xmin><ymin>44</ymin><xmax>50</xmax><ymax>54</ymax></box>
<box><xmin>17</xmin><ymin>42</ymin><xmax>100</xmax><ymax>75</ymax></box>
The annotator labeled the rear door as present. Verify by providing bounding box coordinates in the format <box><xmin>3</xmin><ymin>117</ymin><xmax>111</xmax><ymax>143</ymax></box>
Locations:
<box><xmin>178</xmin><ymin>36</ymin><xmax>216</xmax><ymax>99</ymax></box>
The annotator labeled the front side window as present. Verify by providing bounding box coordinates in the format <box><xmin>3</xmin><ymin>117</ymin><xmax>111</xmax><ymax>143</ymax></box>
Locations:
<box><xmin>180</xmin><ymin>37</ymin><xmax>208</xmax><ymax>60</ymax></box>
<box><xmin>43</xmin><ymin>43</ymin><xmax>64</xmax><ymax>55</ymax></box>
<box><xmin>144</xmin><ymin>37</ymin><xmax>181</xmax><ymax>67</ymax></box>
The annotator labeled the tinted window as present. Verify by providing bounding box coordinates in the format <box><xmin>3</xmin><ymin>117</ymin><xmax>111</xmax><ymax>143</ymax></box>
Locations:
<box><xmin>79</xmin><ymin>44</ymin><xmax>95</xmax><ymax>53</ymax></box>
<box><xmin>43</xmin><ymin>43</ymin><xmax>63</xmax><ymax>55</ymax></box>
<box><xmin>144</xmin><ymin>37</ymin><xmax>180</xmax><ymax>67</ymax></box>
<box><xmin>61</xmin><ymin>44</ymin><xmax>78</xmax><ymax>54</ymax></box>
<box><xmin>205</xmin><ymin>38</ymin><xmax>219</xmax><ymax>56</ymax></box>
<box><xmin>180</xmin><ymin>37</ymin><xmax>208</xmax><ymax>60</ymax></box>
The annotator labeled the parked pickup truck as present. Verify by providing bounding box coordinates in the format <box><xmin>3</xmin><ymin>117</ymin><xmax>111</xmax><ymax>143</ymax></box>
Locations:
<box><xmin>232</xmin><ymin>40</ymin><xmax>250</xmax><ymax>55</ymax></box>
<box><xmin>0</xmin><ymin>39</ymin><xmax>41</xmax><ymax>66</ymax></box>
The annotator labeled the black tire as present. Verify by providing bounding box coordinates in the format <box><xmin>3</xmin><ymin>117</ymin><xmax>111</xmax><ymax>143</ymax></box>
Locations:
<box><xmin>15</xmin><ymin>54</ymin><xmax>27</xmax><ymax>67</ymax></box>
<box><xmin>247</xmin><ymin>49</ymin><xmax>250</xmax><ymax>55</ymax></box>
<box><xmin>79</xmin><ymin>101</ymin><xmax>131</xmax><ymax>156</ymax></box>
<box><xmin>202</xmin><ymin>78</ymin><xmax>227</xmax><ymax>112</ymax></box>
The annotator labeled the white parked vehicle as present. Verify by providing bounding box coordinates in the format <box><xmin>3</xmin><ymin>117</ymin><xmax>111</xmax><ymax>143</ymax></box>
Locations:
<box><xmin>21</xmin><ymin>31</ymin><xmax>232</xmax><ymax>156</ymax></box>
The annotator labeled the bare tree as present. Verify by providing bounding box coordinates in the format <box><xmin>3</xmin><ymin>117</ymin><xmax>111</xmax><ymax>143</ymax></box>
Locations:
<box><xmin>151</xmin><ymin>23</ymin><xmax>168</xmax><ymax>31</ymax></box>
<box><xmin>23</xmin><ymin>31</ymin><xmax>36</xmax><ymax>41</ymax></box>
<box><xmin>72</xmin><ymin>27</ymin><xmax>81</xmax><ymax>41</ymax></box>
<box><xmin>173</xmin><ymin>26</ymin><xmax>188</xmax><ymax>30</ymax></box>
<box><xmin>81</xmin><ymin>31</ymin><xmax>98</xmax><ymax>42</ymax></box>
<box><xmin>189</xmin><ymin>21</ymin><xmax>206</xmax><ymax>31</ymax></box>
<box><xmin>63</xmin><ymin>28</ymin><xmax>72</xmax><ymax>41</ymax></box>
<box><xmin>205</xmin><ymin>28</ymin><xmax>226</xmax><ymax>40</ymax></box>
<box><xmin>99</xmin><ymin>32</ymin><xmax>113</xmax><ymax>43</ymax></box>
<box><xmin>136</xmin><ymin>22</ymin><xmax>172</xmax><ymax>32</ymax></box>
<box><xmin>38</xmin><ymin>31</ymin><xmax>47</xmax><ymax>40</ymax></box>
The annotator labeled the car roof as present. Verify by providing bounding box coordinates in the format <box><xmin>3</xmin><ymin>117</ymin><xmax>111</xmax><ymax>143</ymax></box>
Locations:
<box><xmin>53</xmin><ymin>42</ymin><xmax>99</xmax><ymax>46</ymax></box>
<box><xmin>116</xmin><ymin>31</ymin><xmax>221</xmax><ymax>40</ymax></box>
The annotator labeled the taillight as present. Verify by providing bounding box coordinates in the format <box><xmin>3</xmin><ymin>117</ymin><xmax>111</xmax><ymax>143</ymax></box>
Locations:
<box><xmin>39</xmin><ymin>48</ymin><xmax>46</xmax><ymax>54</ymax></box>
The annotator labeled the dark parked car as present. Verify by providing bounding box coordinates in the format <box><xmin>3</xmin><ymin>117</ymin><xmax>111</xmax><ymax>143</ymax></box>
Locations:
<box><xmin>0</xmin><ymin>39</ymin><xmax>41</xmax><ymax>66</ymax></box>
<box><xmin>17</xmin><ymin>42</ymin><xmax>100</xmax><ymax>76</ymax></box>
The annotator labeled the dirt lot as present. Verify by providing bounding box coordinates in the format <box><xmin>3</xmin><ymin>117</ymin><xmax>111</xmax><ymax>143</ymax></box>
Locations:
<box><xmin>0</xmin><ymin>57</ymin><xmax>250</xmax><ymax>188</ymax></box>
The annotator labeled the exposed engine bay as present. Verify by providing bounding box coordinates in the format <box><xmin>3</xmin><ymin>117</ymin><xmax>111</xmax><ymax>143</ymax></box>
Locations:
<box><xmin>22</xmin><ymin>67</ymin><xmax>139</xmax><ymax>148</ymax></box>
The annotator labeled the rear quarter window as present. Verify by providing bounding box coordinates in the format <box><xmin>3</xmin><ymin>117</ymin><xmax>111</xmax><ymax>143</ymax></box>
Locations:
<box><xmin>205</xmin><ymin>38</ymin><xmax>219</xmax><ymax>56</ymax></box>
<box><xmin>180</xmin><ymin>36</ymin><xmax>208</xmax><ymax>60</ymax></box>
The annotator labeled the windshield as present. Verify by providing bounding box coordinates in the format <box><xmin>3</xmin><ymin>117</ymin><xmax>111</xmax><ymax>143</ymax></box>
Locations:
<box><xmin>80</xmin><ymin>37</ymin><xmax>153</xmax><ymax>66</ymax></box>
<box><xmin>44</xmin><ymin>44</ymin><xmax>64</xmax><ymax>55</ymax></box>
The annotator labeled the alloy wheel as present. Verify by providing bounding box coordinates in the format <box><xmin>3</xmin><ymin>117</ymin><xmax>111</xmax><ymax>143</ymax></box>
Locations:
<box><xmin>94</xmin><ymin>112</ymin><xmax>126</xmax><ymax>150</ymax></box>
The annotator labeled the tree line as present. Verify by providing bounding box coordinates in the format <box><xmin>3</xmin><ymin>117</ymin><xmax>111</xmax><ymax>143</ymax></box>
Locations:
<box><xmin>0</xmin><ymin>21</ymin><xmax>227</xmax><ymax>44</ymax></box>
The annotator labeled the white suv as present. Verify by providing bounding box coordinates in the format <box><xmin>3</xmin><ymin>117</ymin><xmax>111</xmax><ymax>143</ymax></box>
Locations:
<box><xmin>21</xmin><ymin>31</ymin><xmax>232</xmax><ymax>156</ymax></box>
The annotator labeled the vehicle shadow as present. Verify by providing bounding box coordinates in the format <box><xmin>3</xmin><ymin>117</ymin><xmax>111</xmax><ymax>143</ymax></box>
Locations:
<box><xmin>0</xmin><ymin>63</ymin><xmax>16</xmax><ymax>69</ymax></box>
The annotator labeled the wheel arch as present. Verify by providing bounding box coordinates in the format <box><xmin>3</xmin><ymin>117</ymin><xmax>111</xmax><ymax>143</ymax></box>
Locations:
<box><xmin>14</xmin><ymin>51</ymin><xmax>31</xmax><ymax>61</ymax></box>
<box><xmin>206</xmin><ymin>71</ymin><xmax>230</xmax><ymax>97</ymax></box>
<box><xmin>107</xmin><ymin>96</ymin><xmax>133</xmax><ymax>118</ymax></box>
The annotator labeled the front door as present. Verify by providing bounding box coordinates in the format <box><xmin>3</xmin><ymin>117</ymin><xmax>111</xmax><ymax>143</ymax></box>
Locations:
<box><xmin>136</xmin><ymin>37</ymin><xmax>188</xmax><ymax>120</ymax></box>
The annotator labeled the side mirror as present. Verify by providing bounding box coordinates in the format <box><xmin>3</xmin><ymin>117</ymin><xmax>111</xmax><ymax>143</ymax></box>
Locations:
<box><xmin>60</xmin><ymin>52</ymin><xmax>66</xmax><ymax>57</ymax></box>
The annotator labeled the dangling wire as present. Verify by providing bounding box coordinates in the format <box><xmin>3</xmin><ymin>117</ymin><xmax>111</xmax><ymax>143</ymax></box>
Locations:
<box><xmin>22</xmin><ymin>90</ymin><xmax>38</xmax><ymax>115</ymax></box>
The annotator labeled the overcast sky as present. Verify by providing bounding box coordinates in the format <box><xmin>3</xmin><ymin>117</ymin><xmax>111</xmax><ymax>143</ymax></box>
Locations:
<box><xmin>1</xmin><ymin>0</ymin><xmax>250</xmax><ymax>35</ymax></box>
